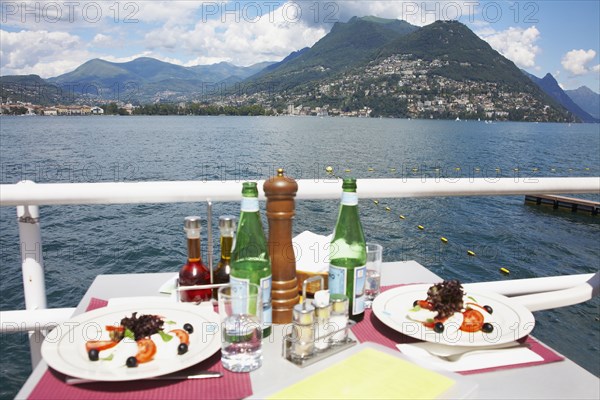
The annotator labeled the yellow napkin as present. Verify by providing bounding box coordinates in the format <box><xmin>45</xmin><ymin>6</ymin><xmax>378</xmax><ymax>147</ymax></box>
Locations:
<box><xmin>268</xmin><ymin>347</ymin><xmax>455</xmax><ymax>399</ymax></box>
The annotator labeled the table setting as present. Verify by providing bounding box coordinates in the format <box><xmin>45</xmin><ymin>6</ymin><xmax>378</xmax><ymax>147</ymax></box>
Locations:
<box><xmin>28</xmin><ymin>297</ymin><xmax>252</xmax><ymax>400</ymax></box>
<box><xmin>20</xmin><ymin>172</ymin><xmax>595</xmax><ymax>399</ymax></box>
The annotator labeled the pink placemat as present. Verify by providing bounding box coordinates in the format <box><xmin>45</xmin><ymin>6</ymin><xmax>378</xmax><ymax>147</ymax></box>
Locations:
<box><xmin>352</xmin><ymin>285</ymin><xmax>564</xmax><ymax>375</ymax></box>
<box><xmin>28</xmin><ymin>298</ymin><xmax>253</xmax><ymax>400</ymax></box>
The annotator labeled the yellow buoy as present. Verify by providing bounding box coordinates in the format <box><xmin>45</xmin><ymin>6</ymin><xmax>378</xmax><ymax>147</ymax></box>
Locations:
<box><xmin>500</xmin><ymin>267</ymin><xmax>510</xmax><ymax>275</ymax></box>
<box><xmin>418</xmin><ymin>225</ymin><xmax>424</xmax><ymax>230</ymax></box>
<box><xmin>399</xmin><ymin>215</ymin><xmax>406</xmax><ymax>220</ymax></box>
<box><xmin>467</xmin><ymin>250</ymin><xmax>476</xmax><ymax>256</ymax></box>
<box><xmin>325</xmin><ymin>166</ymin><xmax>333</xmax><ymax>174</ymax></box>
<box><xmin>440</xmin><ymin>237</ymin><xmax>448</xmax><ymax>243</ymax></box>
<box><xmin>455</xmin><ymin>167</ymin><xmax>461</xmax><ymax>171</ymax></box>
<box><xmin>368</xmin><ymin>167</ymin><xmax>374</xmax><ymax>172</ymax></box>
<box><xmin>345</xmin><ymin>168</ymin><xmax>351</xmax><ymax>173</ymax></box>
<box><xmin>390</xmin><ymin>168</ymin><xmax>397</xmax><ymax>172</ymax></box>
<box><xmin>412</xmin><ymin>168</ymin><xmax>418</xmax><ymax>172</ymax></box>
<box><xmin>385</xmin><ymin>206</ymin><xmax>391</xmax><ymax>212</ymax></box>
<box><xmin>373</xmin><ymin>200</ymin><xmax>379</xmax><ymax>205</ymax></box>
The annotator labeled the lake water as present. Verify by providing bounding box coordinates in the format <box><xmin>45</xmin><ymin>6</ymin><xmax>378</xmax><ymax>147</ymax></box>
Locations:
<box><xmin>1</xmin><ymin>116</ymin><xmax>599</xmax><ymax>398</ymax></box>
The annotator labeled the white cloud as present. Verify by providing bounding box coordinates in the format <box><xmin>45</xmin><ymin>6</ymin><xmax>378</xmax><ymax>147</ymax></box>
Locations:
<box><xmin>143</xmin><ymin>6</ymin><xmax>328</xmax><ymax>66</ymax></box>
<box><xmin>91</xmin><ymin>33</ymin><xmax>113</xmax><ymax>47</ymax></box>
<box><xmin>476</xmin><ymin>26</ymin><xmax>541</xmax><ymax>69</ymax></box>
<box><xmin>561</xmin><ymin>49</ymin><xmax>597</xmax><ymax>75</ymax></box>
<box><xmin>299</xmin><ymin>0</ymin><xmax>479</xmax><ymax>27</ymax></box>
<box><xmin>593</xmin><ymin>64</ymin><xmax>600</xmax><ymax>73</ymax></box>
<box><xmin>0</xmin><ymin>29</ymin><xmax>92</xmax><ymax>77</ymax></box>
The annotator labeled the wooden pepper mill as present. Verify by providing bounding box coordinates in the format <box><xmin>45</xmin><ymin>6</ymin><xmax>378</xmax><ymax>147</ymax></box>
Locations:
<box><xmin>263</xmin><ymin>168</ymin><xmax>300</xmax><ymax>323</ymax></box>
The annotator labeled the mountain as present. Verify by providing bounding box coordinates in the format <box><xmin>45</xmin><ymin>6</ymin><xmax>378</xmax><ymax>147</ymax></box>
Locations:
<box><xmin>247</xmin><ymin>16</ymin><xmax>419</xmax><ymax>89</ymax></box>
<box><xmin>40</xmin><ymin>58</ymin><xmax>276</xmax><ymax>102</ymax></box>
<box><xmin>379</xmin><ymin>21</ymin><xmax>534</xmax><ymax>87</ymax></box>
<box><xmin>0</xmin><ymin>74</ymin><xmax>72</xmax><ymax>105</ymax></box>
<box><xmin>189</xmin><ymin>61</ymin><xmax>273</xmax><ymax>83</ymax></box>
<box><xmin>524</xmin><ymin>72</ymin><xmax>598</xmax><ymax>123</ymax></box>
<box><xmin>565</xmin><ymin>86</ymin><xmax>600</xmax><ymax>120</ymax></box>
<box><xmin>244</xmin><ymin>18</ymin><xmax>570</xmax><ymax>121</ymax></box>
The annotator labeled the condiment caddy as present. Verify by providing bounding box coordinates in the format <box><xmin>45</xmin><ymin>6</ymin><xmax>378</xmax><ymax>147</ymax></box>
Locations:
<box><xmin>283</xmin><ymin>276</ymin><xmax>356</xmax><ymax>367</ymax></box>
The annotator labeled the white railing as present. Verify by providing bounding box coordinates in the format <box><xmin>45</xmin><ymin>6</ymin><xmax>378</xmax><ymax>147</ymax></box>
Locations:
<box><xmin>0</xmin><ymin>177</ymin><xmax>599</xmax><ymax>368</ymax></box>
<box><xmin>1</xmin><ymin>177</ymin><xmax>598</xmax><ymax>205</ymax></box>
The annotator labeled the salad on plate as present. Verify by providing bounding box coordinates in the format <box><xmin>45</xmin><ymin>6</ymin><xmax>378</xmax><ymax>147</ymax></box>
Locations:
<box><xmin>85</xmin><ymin>312</ymin><xmax>194</xmax><ymax>368</ymax></box>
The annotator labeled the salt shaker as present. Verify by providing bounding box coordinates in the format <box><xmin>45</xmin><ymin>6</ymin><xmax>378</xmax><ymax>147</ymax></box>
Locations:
<box><xmin>313</xmin><ymin>289</ymin><xmax>331</xmax><ymax>351</ymax></box>
<box><xmin>291</xmin><ymin>299</ymin><xmax>315</xmax><ymax>360</ymax></box>
<box><xmin>329</xmin><ymin>294</ymin><xmax>349</xmax><ymax>342</ymax></box>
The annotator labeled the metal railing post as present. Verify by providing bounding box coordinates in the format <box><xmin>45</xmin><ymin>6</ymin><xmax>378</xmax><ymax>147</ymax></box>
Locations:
<box><xmin>16</xmin><ymin>180</ymin><xmax>47</xmax><ymax>368</ymax></box>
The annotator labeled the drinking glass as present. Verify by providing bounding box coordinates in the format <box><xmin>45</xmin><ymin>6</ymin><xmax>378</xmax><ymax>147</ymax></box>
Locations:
<box><xmin>218</xmin><ymin>283</ymin><xmax>263</xmax><ymax>372</ymax></box>
<box><xmin>364</xmin><ymin>242</ymin><xmax>383</xmax><ymax>308</ymax></box>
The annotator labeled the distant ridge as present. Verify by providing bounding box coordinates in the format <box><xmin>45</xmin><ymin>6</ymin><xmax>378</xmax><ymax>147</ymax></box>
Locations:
<box><xmin>565</xmin><ymin>86</ymin><xmax>600</xmax><ymax>120</ymax></box>
<box><xmin>41</xmin><ymin>58</ymin><xmax>275</xmax><ymax>102</ymax></box>
<box><xmin>524</xmin><ymin>71</ymin><xmax>598</xmax><ymax>123</ymax></box>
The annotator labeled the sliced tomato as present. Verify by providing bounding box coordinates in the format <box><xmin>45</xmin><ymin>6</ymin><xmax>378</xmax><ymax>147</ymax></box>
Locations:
<box><xmin>416</xmin><ymin>300</ymin><xmax>434</xmax><ymax>310</ymax></box>
<box><xmin>105</xmin><ymin>325</ymin><xmax>124</xmax><ymax>332</ymax></box>
<box><xmin>460</xmin><ymin>309</ymin><xmax>484</xmax><ymax>332</ymax></box>
<box><xmin>170</xmin><ymin>329</ymin><xmax>190</xmax><ymax>345</ymax></box>
<box><xmin>85</xmin><ymin>340</ymin><xmax>118</xmax><ymax>352</ymax></box>
<box><xmin>135</xmin><ymin>338</ymin><xmax>157</xmax><ymax>363</ymax></box>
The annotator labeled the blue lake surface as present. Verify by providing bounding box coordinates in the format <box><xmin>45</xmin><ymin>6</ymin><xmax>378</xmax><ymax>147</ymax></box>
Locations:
<box><xmin>0</xmin><ymin>116</ymin><xmax>599</xmax><ymax>398</ymax></box>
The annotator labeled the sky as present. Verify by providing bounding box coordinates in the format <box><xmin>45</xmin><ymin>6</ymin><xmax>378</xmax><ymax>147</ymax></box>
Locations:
<box><xmin>1</xmin><ymin>0</ymin><xmax>599</xmax><ymax>92</ymax></box>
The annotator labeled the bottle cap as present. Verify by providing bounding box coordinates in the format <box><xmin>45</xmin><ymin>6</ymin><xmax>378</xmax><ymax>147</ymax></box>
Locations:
<box><xmin>241</xmin><ymin>182</ymin><xmax>258</xmax><ymax>197</ymax></box>
<box><xmin>219</xmin><ymin>215</ymin><xmax>236</xmax><ymax>230</ymax></box>
<box><xmin>293</xmin><ymin>302</ymin><xmax>315</xmax><ymax>325</ymax></box>
<box><xmin>184</xmin><ymin>216</ymin><xmax>201</xmax><ymax>230</ymax></box>
<box><xmin>342</xmin><ymin>178</ymin><xmax>357</xmax><ymax>192</ymax></box>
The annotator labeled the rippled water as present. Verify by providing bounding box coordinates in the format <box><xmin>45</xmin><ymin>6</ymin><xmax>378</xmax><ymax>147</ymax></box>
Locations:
<box><xmin>1</xmin><ymin>116</ymin><xmax>599</xmax><ymax>398</ymax></box>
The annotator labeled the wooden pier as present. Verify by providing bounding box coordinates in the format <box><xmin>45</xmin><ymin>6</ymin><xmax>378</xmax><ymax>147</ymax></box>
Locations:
<box><xmin>525</xmin><ymin>194</ymin><xmax>599</xmax><ymax>215</ymax></box>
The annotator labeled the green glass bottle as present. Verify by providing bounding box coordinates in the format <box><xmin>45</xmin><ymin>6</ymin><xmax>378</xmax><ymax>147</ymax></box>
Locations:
<box><xmin>230</xmin><ymin>182</ymin><xmax>272</xmax><ymax>338</ymax></box>
<box><xmin>328</xmin><ymin>178</ymin><xmax>367</xmax><ymax>322</ymax></box>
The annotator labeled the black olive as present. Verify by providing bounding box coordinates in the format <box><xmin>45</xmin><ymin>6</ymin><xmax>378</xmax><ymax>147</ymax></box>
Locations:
<box><xmin>413</xmin><ymin>300</ymin><xmax>418</xmax><ymax>307</ymax></box>
<box><xmin>484</xmin><ymin>305</ymin><xmax>493</xmax><ymax>314</ymax></box>
<box><xmin>482</xmin><ymin>323</ymin><xmax>494</xmax><ymax>333</ymax></box>
<box><xmin>183</xmin><ymin>323</ymin><xmax>194</xmax><ymax>334</ymax></box>
<box><xmin>88</xmin><ymin>349</ymin><xmax>99</xmax><ymax>361</ymax></box>
<box><xmin>126</xmin><ymin>356</ymin><xmax>138</xmax><ymax>368</ymax></box>
<box><xmin>434</xmin><ymin>322</ymin><xmax>445</xmax><ymax>333</ymax></box>
<box><xmin>178</xmin><ymin>343</ymin><xmax>188</xmax><ymax>355</ymax></box>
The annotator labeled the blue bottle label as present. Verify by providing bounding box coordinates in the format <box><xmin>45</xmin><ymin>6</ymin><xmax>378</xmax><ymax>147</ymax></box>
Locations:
<box><xmin>229</xmin><ymin>275</ymin><xmax>272</xmax><ymax>329</ymax></box>
<box><xmin>260</xmin><ymin>275</ymin><xmax>272</xmax><ymax>329</ymax></box>
<box><xmin>353</xmin><ymin>265</ymin><xmax>367</xmax><ymax>315</ymax></box>
<box><xmin>329</xmin><ymin>264</ymin><xmax>366</xmax><ymax>316</ymax></box>
<box><xmin>328</xmin><ymin>265</ymin><xmax>347</xmax><ymax>295</ymax></box>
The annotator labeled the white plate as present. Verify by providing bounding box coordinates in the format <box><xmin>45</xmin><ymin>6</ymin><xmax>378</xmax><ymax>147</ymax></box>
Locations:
<box><xmin>372</xmin><ymin>284</ymin><xmax>535</xmax><ymax>347</ymax></box>
<box><xmin>41</xmin><ymin>303</ymin><xmax>221</xmax><ymax>381</ymax></box>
